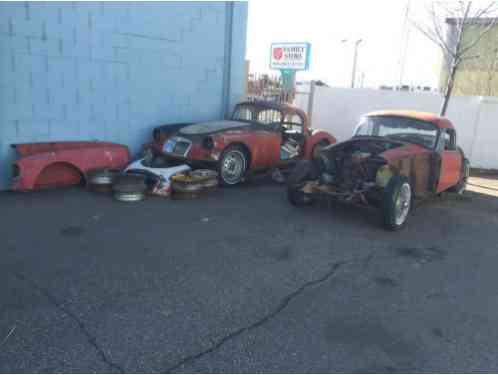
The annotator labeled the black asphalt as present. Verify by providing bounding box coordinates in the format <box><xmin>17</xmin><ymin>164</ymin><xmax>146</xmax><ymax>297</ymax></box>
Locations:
<box><xmin>2</xmin><ymin>181</ymin><xmax>498</xmax><ymax>373</ymax></box>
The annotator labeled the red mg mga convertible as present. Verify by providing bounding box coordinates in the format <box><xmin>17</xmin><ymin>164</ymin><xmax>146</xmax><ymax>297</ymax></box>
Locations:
<box><xmin>146</xmin><ymin>101</ymin><xmax>337</xmax><ymax>185</ymax></box>
<box><xmin>287</xmin><ymin>110</ymin><xmax>470</xmax><ymax>230</ymax></box>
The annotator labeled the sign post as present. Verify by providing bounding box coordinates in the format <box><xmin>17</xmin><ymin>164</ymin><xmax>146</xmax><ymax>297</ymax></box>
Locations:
<box><xmin>270</xmin><ymin>42</ymin><xmax>311</xmax><ymax>102</ymax></box>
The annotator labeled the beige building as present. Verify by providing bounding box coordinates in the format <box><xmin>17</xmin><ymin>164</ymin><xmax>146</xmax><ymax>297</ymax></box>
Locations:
<box><xmin>440</xmin><ymin>18</ymin><xmax>498</xmax><ymax>97</ymax></box>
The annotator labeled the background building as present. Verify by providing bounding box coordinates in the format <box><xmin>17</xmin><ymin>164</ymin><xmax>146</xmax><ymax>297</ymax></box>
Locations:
<box><xmin>440</xmin><ymin>18</ymin><xmax>498</xmax><ymax>97</ymax></box>
<box><xmin>0</xmin><ymin>2</ymin><xmax>248</xmax><ymax>189</ymax></box>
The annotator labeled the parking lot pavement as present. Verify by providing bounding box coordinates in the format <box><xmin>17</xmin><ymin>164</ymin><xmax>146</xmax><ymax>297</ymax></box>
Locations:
<box><xmin>1</xmin><ymin>177</ymin><xmax>498</xmax><ymax>373</ymax></box>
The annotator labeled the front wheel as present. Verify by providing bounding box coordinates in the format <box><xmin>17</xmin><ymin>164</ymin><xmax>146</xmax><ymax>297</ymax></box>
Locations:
<box><xmin>218</xmin><ymin>145</ymin><xmax>248</xmax><ymax>186</ymax></box>
<box><xmin>382</xmin><ymin>175</ymin><xmax>412</xmax><ymax>231</ymax></box>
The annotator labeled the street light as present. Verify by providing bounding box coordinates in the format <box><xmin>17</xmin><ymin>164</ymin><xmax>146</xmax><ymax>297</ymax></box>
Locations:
<box><xmin>341</xmin><ymin>38</ymin><xmax>363</xmax><ymax>88</ymax></box>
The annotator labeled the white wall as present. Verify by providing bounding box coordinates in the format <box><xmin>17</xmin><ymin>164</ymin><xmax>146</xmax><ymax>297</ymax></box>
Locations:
<box><xmin>294</xmin><ymin>87</ymin><xmax>498</xmax><ymax>169</ymax></box>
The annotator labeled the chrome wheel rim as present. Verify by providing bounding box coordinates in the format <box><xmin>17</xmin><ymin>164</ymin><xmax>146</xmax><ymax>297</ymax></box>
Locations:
<box><xmin>221</xmin><ymin>150</ymin><xmax>246</xmax><ymax>184</ymax></box>
<box><xmin>90</xmin><ymin>175</ymin><xmax>114</xmax><ymax>185</ymax></box>
<box><xmin>114</xmin><ymin>192</ymin><xmax>145</xmax><ymax>202</ymax></box>
<box><xmin>394</xmin><ymin>182</ymin><xmax>411</xmax><ymax>226</ymax></box>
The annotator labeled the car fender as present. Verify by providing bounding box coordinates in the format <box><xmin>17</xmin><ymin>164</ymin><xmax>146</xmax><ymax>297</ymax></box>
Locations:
<box><xmin>12</xmin><ymin>144</ymin><xmax>129</xmax><ymax>190</ymax></box>
<box><xmin>213</xmin><ymin>132</ymin><xmax>278</xmax><ymax>169</ymax></box>
<box><xmin>14</xmin><ymin>156</ymin><xmax>85</xmax><ymax>190</ymax></box>
<box><xmin>304</xmin><ymin>130</ymin><xmax>337</xmax><ymax>159</ymax></box>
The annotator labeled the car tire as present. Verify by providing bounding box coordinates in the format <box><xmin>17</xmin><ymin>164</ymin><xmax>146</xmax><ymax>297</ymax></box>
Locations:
<box><xmin>382</xmin><ymin>175</ymin><xmax>412</xmax><ymax>231</ymax></box>
<box><xmin>112</xmin><ymin>173</ymin><xmax>147</xmax><ymax>202</ymax></box>
<box><xmin>287</xmin><ymin>160</ymin><xmax>316</xmax><ymax>206</ymax></box>
<box><xmin>449</xmin><ymin>159</ymin><xmax>470</xmax><ymax>194</ymax></box>
<box><xmin>86</xmin><ymin>168</ymin><xmax>120</xmax><ymax>192</ymax></box>
<box><xmin>218</xmin><ymin>145</ymin><xmax>248</xmax><ymax>186</ymax></box>
<box><xmin>171</xmin><ymin>169</ymin><xmax>219</xmax><ymax>196</ymax></box>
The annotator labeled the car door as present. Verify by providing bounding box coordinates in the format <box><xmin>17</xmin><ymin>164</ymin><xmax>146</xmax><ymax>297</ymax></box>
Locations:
<box><xmin>436</xmin><ymin>128</ymin><xmax>462</xmax><ymax>193</ymax></box>
<box><xmin>251</xmin><ymin>108</ymin><xmax>282</xmax><ymax>168</ymax></box>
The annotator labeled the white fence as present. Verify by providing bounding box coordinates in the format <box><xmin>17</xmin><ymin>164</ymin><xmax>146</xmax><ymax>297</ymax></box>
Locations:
<box><xmin>294</xmin><ymin>86</ymin><xmax>498</xmax><ymax>170</ymax></box>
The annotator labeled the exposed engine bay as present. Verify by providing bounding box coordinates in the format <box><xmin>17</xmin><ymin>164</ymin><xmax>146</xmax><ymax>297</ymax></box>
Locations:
<box><xmin>306</xmin><ymin>138</ymin><xmax>403</xmax><ymax>204</ymax></box>
<box><xmin>281</xmin><ymin>129</ymin><xmax>305</xmax><ymax>160</ymax></box>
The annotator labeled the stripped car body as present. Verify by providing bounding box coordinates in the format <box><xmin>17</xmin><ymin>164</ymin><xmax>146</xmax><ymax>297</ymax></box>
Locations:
<box><xmin>145</xmin><ymin>101</ymin><xmax>337</xmax><ymax>185</ymax></box>
<box><xmin>11</xmin><ymin>141</ymin><xmax>129</xmax><ymax>191</ymax></box>
<box><xmin>288</xmin><ymin>110</ymin><xmax>470</xmax><ymax>230</ymax></box>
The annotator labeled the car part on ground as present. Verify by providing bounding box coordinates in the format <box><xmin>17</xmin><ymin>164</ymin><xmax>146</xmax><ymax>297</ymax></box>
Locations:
<box><xmin>287</xmin><ymin>161</ymin><xmax>318</xmax><ymax>206</ymax></box>
<box><xmin>142</xmin><ymin>101</ymin><xmax>337</xmax><ymax>187</ymax></box>
<box><xmin>124</xmin><ymin>157</ymin><xmax>191</xmax><ymax>197</ymax></box>
<box><xmin>112</xmin><ymin>174</ymin><xmax>147</xmax><ymax>202</ymax></box>
<box><xmin>85</xmin><ymin>168</ymin><xmax>121</xmax><ymax>192</ymax></box>
<box><xmin>171</xmin><ymin>169</ymin><xmax>218</xmax><ymax>198</ymax></box>
<box><xmin>271</xmin><ymin>168</ymin><xmax>286</xmax><ymax>184</ymax></box>
<box><xmin>287</xmin><ymin>110</ymin><xmax>468</xmax><ymax>230</ymax></box>
<box><xmin>11</xmin><ymin>141</ymin><xmax>129</xmax><ymax>191</ymax></box>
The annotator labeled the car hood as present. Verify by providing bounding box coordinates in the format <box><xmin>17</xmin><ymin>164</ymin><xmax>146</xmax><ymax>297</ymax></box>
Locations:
<box><xmin>125</xmin><ymin>158</ymin><xmax>191</xmax><ymax>180</ymax></box>
<box><xmin>179</xmin><ymin>120</ymin><xmax>250</xmax><ymax>135</ymax></box>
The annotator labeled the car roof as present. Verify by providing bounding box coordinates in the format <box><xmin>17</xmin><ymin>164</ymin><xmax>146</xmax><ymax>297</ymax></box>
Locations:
<box><xmin>365</xmin><ymin>110</ymin><xmax>454</xmax><ymax>130</ymax></box>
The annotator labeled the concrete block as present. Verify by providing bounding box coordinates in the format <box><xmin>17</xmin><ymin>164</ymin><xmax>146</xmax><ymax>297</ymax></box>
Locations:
<box><xmin>16</xmin><ymin>119</ymin><xmax>50</xmax><ymax>141</ymax></box>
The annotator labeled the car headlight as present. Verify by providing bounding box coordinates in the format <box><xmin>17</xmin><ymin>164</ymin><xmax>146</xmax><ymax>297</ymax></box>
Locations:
<box><xmin>375</xmin><ymin>165</ymin><xmax>393</xmax><ymax>188</ymax></box>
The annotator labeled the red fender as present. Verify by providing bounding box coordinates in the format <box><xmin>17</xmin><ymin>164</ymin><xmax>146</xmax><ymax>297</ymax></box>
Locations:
<box><xmin>304</xmin><ymin>129</ymin><xmax>337</xmax><ymax>159</ymax></box>
<box><xmin>11</xmin><ymin>142</ymin><xmax>129</xmax><ymax>191</ymax></box>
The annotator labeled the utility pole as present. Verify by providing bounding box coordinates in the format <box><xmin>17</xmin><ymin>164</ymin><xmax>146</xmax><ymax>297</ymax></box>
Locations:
<box><xmin>342</xmin><ymin>38</ymin><xmax>363</xmax><ymax>88</ymax></box>
<box><xmin>397</xmin><ymin>0</ymin><xmax>411</xmax><ymax>86</ymax></box>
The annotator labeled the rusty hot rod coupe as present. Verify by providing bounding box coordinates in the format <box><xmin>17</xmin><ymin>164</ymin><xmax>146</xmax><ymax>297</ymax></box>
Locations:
<box><xmin>287</xmin><ymin>110</ymin><xmax>470</xmax><ymax>230</ymax></box>
<box><xmin>146</xmin><ymin>101</ymin><xmax>337</xmax><ymax>185</ymax></box>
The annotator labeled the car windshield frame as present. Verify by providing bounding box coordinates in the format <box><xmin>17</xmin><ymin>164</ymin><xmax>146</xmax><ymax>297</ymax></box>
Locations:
<box><xmin>231</xmin><ymin>103</ymin><xmax>285</xmax><ymax>127</ymax></box>
<box><xmin>354</xmin><ymin>115</ymin><xmax>440</xmax><ymax>150</ymax></box>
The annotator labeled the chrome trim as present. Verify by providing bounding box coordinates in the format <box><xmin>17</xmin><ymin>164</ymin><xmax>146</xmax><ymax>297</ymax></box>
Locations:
<box><xmin>114</xmin><ymin>191</ymin><xmax>146</xmax><ymax>202</ymax></box>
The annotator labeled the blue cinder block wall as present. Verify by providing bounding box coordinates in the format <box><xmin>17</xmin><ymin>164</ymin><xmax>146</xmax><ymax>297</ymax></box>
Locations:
<box><xmin>0</xmin><ymin>1</ymin><xmax>248</xmax><ymax>189</ymax></box>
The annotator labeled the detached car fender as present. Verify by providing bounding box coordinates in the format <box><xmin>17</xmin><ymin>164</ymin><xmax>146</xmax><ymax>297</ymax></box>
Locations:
<box><xmin>11</xmin><ymin>142</ymin><xmax>129</xmax><ymax>191</ymax></box>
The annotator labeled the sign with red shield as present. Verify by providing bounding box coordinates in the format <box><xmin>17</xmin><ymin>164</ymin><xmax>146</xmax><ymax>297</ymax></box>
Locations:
<box><xmin>269</xmin><ymin>42</ymin><xmax>311</xmax><ymax>71</ymax></box>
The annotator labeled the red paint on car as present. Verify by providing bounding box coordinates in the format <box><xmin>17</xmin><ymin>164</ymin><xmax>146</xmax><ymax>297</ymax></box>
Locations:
<box><xmin>11</xmin><ymin>141</ymin><xmax>129</xmax><ymax>191</ymax></box>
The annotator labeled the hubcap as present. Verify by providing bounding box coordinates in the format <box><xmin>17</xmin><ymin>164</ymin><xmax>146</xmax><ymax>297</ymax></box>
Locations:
<box><xmin>221</xmin><ymin>150</ymin><xmax>246</xmax><ymax>184</ymax></box>
<box><xmin>394</xmin><ymin>182</ymin><xmax>411</xmax><ymax>226</ymax></box>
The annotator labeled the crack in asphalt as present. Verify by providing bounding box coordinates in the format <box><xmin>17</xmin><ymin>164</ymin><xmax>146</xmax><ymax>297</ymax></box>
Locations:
<box><xmin>165</xmin><ymin>257</ymin><xmax>366</xmax><ymax>373</ymax></box>
<box><xmin>12</xmin><ymin>272</ymin><xmax>125</xmax><ymax>374</ymax></box>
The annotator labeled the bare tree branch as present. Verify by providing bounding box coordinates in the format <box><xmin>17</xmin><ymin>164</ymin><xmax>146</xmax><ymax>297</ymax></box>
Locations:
<box><xmin>459</xmin><ymin>17</ymin><xmax>498</xmax><ymax>55</ymax></box>
<box><xmin>413</xmin><ymin>1</ymin><xmax>498</xmax><ymax>114</ymax></box>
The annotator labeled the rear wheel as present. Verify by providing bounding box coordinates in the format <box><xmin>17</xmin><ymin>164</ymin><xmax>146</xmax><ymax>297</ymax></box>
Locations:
<box><xmin>382</xmin><ymin>175</ymin><xmax>412</xmax><ymax>231</ymax></box>
<box><xmin>218</xmin><ymin>145</ymin><xmax>248</xmax><ymax>186</ymax></box>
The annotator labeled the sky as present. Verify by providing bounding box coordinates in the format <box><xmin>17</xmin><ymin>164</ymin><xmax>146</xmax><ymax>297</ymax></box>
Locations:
<box><xmin>246</xmin><ymin>0</ymin><xmax>444</xmax><ymax>89</ymax></box>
